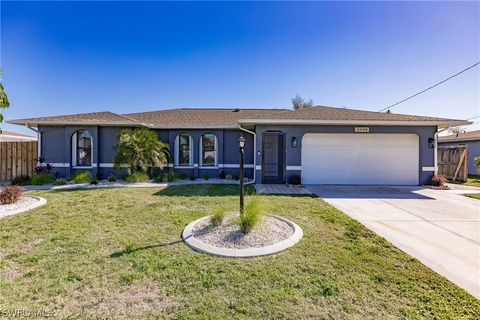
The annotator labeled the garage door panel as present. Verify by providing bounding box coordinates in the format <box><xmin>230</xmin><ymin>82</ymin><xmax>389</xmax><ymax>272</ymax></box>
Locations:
<box><xmin>301</xmin><ymin>134</ymin><xmax>419</xmax><ymax>185</ymax></box>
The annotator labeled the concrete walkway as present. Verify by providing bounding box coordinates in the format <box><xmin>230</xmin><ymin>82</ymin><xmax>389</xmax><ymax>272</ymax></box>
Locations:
<box><xmin>307</xmin><ymin>185</ymin><xmax>480</xmax><ymax>299</ymax></box>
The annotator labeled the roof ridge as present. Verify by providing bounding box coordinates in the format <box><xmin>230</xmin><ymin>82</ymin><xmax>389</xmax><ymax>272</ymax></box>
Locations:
<box><xmin>111</xmin><ymin>112</ymin><xmax>141</xmax><ymax>123</ymax></box>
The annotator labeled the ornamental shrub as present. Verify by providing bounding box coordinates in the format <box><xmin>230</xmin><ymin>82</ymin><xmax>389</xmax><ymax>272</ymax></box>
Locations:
<box><xmin>0</xmin><ymin>185</ymin><xmax>23</xmax><ymax>204</ymax></box>
<box><xmin>125</xmin><ymin>172</ymin><xmax>149</xmax><ymax>183</ymax></box>
<box><xmin>474</xmin><ymin>156</ymin><xmax>480</xmax><ymax>176</ymax></box>
<box><xmin>210</xmin><ymin>207</ymin><xmax>226</xmax><ymax>227</ymax></box>
<box><xmin>30</xmin><ymin>173</ymin><xmax>54</xmax><ymax>185</ymax></box>
<box><xmin>11</xmin><ymin>175</ymin><xmax>30</xmax><ymax>186</ymax></box>
<box><xmin>239</xmin><ymin>197</ymin><xmax>263</xmax><ymax>234</ymax></box>
<box><xmin>431</xmin><ymin>174</ymin><xmax>448</xmax><ymax>187</ymax></box>
<box><xmin>70</xmin><ymin>171</ymin><xmax>92</xmax><ymax>184</ymax></box>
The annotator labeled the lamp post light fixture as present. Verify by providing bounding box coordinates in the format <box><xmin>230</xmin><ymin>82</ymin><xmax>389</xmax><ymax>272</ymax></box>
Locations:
<box><xmin>238</xmin><ymin>135</ymin><xmax>246</xmax><ymax>216</ymax></box>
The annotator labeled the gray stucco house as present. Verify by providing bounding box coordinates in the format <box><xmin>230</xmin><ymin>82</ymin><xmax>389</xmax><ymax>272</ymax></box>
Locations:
<box><xmin>8</xmin><ymin>106</ymin><xmax>468</xmax><ymax>185</ymax></box>
<box><xmin>439</xmin><ymin>130</ymin><xmax>480</xmax><ymax>175</ymax></box>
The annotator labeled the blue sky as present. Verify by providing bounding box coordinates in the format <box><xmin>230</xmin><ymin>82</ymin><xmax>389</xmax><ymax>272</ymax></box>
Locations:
<box><xmin>1</xmin><ymin>1</ymin><xmax>479</xmax><ymax>135</ymax></box>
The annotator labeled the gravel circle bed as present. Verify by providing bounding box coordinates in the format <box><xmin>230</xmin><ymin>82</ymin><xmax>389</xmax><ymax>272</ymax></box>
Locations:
<box><xmin>192</xmin><ymin>214</ymin><xmax>295</xmax><ymax>249</ymax></box>
<box><xmin>0</xmin><ymin>196</ymin><xmax>46</xmax><ymax>218</ymax></box>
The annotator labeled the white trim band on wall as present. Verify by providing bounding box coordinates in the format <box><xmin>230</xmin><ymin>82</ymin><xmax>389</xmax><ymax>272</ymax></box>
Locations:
<box><xmin>63</xmin><ymin>163</ymin><xmax>256</xmax><ymax>169</ymax></box>
<box><xmin>255</xmin><ymin>165</ymin><xmax>262</xmax><ymax>170</ymax></box>
<box><xmin>52</xmin><ymin>163</ymin><xmax>70</xmax><ymax>168</ymax></box>
<box><xmin>286</xmin><ymin>166</ymin><xmax>302</xmax><ymax>171</ymax></box>
<box><xmin>98</xmin><ymin>163</ymin><xmax>129</xmax><ymax>168</ymax></box>
<box><xmin>220</xmin><ymin>164</ymin><xmax>254</xmax><ymax>169</ymax></box>
<box><xmin>422</xmin><ymin>166</ymin><xmax>435</xmax><ymax>172</ymax></box>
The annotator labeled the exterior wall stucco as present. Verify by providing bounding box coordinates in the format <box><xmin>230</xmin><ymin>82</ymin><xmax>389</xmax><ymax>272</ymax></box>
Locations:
<box><xmin>39</xmin><ymin>123</ymin><xmax>437</xmax><ymax>185</ymax></box>
<box><xmin>38</xmin><ymin>125</ymin><xmax>254</xmax><ymax>180</ymax></box>
<box><xmin>254</xmin><ymin>125</ymin><xmax>437</xmax><ymax>185</ymax></box>
<box><xmin>439</xmin><ymin>140</ymin><xmax>480</xmax><ymax>175</ymax></box>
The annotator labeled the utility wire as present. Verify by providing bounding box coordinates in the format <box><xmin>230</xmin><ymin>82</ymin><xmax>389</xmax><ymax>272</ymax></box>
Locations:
<box><xmin>379</xmin><ymin>61</ymin><xmax>480</xmax><ymax>112</ymax></box>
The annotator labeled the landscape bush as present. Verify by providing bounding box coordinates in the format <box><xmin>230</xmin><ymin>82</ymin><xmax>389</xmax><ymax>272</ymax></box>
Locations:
<box><xmin>474</xmin><ymin>156</ymin><xmax>480</xmax><ymax>175</ymax></box>
<box><xmin>166</xmin><ymin>172</ymin><xmax>176</xmax><ymax>182</ymax></box>
<box><xmin>210</xmin><ymin>207</ymin><xmax>226</xmax><ymax>227</ymax></box>
<box><xmin>11</xmin><ymin>175</ymin><xmax>30</xmax><ymax>186</ymax></box>
<box><xmin>108</xmin><ymin>174</ymin><xmax>117</xmax><ymax>182</ymax></box>
<box><xmin>0</xmin><ymin>185</ymin><xmax>23</xmax><ymax>205</ymax></box>
<box><xmin>90</xmin><ymin>179</ymin><xmax>99</xmax><ymax>185</ymax></box>
<box><xmin>203</xmin><ymin>175</ymin><xmax>209</xmax><ymax>180</ymax></box>
<box><xmin>54</xmin><ymin>178</ymin><xmax>67</xmax><ymax>186</ymax></box>
<box><xmin>70</xmin><ymin>171</ymin><xmax>92</xmax><ymax>184</ymax></box>
<box><xmin>30</xmin><ymin>173</ymin><xmax>54</xmax><ymax>185</ymax></box>
<box><xmin>34</xmin><ymin>157</ymin><xmax>53</xmax><ymax>174</ymax></box>
<box><xmin>125</xmin><ymin>172</ymin><xmax>149</xmax><ymax>183</ymax></box>
<box><xmin>178</xmin><ymin>172</ymin><xmax>188</xmax><ymax>180</ymax></box>
<box><xmin>431</xmin><ymin>174</ymin><xmax>448</xmax><ymax>187</ymax></box>
<box><xmin>239</xmin><ymin>197</ymin><xmax>263</xmax><ymax>234</ymax></box>
<box><xmin>153</xmin><ymin>174</ymin><xmax>167</xmax><ymax>183</ymax></box>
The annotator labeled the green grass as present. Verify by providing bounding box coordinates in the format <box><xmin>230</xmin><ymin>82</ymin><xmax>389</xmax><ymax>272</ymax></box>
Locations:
<box><xmin>450</xmin><ymin>174</ymin><xmax>480</xmax><ymax>188</ymax></box>
<box><xmin>463</xmin><ymin>193</ymin><xmax>480</xmax><ymax>200</ymax></box>
<box><xmin>0</xmin><ymin>185</ymin><xmax>478</xmax><ymax>319</ymax></box>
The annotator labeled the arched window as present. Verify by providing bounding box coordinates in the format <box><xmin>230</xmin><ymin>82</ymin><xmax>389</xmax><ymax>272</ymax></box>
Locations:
<box><xmin>200</xmin><ymin>134</ymin><xmax>217</xmax><ymax>167</ymax></box>
<box><xmin>175</xmin><ymin>133</ymin><xmax>193</xmax><ymax>167</ymax></box>
<box><xmin>72</xmin><ymin>130</ymin><xmax>93</xmax><ymax>167</ymax></box>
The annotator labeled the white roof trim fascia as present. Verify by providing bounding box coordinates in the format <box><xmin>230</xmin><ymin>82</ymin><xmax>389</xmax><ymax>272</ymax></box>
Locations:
<box><xmin>238</xmin><ymin>119</ymin><xmax>471</xmax><ymax>127</ymax></box>
<box><xmin>149</xmin><ymin>125</ymin><xmax>239</xmax><ymax>129</ymax></box>
<box><xmin>439</xmin><ymin>137</ymin><xmax>480</xmax><ymax>143</ymax></box>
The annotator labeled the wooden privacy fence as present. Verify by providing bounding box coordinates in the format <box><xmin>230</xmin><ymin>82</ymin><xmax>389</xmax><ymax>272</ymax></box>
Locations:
<box><xmin>0</xmin><ymin>141</ymin><xmax>38</xmax><ymax>182</ymax></box>
<box><xmin>437</xmin><ymin>145</ymin><xmax>468</xmax><ymax>182</ymax></box>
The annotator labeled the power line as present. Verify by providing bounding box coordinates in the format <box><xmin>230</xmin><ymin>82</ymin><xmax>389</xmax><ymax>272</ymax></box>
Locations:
<box><xmin>379</xmin><ymin>61</ymin><xmax>480</xmax><ymax>112</ymax></box>
<box><xmin>466</xmin><ymin>115</ymin><xmax>480</xmax><ymax>120</ymax></box>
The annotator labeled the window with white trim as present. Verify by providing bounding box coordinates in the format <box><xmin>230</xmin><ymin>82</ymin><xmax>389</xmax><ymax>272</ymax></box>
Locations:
<box><xmin>175</xmin><ymin>133</ymin><xmax>192</xmax><ymax>167</ymax></box>
<box><xmin>72</xmin><ymin>130</ymin><xmax>93</xmax><ymax>167</ymax></box>
<box><xmin>200</xmin><ymin>134</ymin><xmax>217</xmax><ymax>167</ymax></box>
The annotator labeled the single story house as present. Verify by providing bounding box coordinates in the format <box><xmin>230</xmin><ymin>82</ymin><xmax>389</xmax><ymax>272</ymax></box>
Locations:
<box><xmin>0</xmin><ymin>130</ymin><xmax>37</xmax><ymax>142</ymax></box>
<box><xmin>439</xmin><ymin>130</ymin><xmax>480</xmax><ymax>175</ymax></box>
<box><xmin>8</xmin><ymin>106</ymin><xmax>469</xmax><ymax>185</ymax></box>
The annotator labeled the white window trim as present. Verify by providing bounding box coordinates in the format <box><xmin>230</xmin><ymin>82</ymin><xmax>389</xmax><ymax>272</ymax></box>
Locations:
<box><xmin>199</xmin><ymin>134</ymin><xmax>218</xmax><ymax>168</ymax></box>
<box><xmin>72</xmin><ymin>130</ymin><xmax>94</xmax><ymax>168</ymax></box>
<box><xmin>174</xmin><ymin>134</ymin><xmax>193</xmax><ymax>167</ymax></box>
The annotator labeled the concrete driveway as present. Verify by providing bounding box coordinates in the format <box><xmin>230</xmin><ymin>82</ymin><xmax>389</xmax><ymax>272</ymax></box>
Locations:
<box><xmin>307</xmin><ymin>185</ymin><xmax>480</xmax><ymax>299</ymax></box>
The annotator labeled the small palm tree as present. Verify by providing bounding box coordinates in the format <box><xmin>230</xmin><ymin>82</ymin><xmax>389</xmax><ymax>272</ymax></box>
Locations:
<box><xmin>113</xmin><ymin>128</ymin><xmax>170</xmax><ymax>175</ymax></box>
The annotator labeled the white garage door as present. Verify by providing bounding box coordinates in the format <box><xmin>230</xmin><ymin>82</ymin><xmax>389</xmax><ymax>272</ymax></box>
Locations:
<box><xmin>301</xmin><ymin>133</ymin><xmax>419</xmax><ymax>185</ymax></box>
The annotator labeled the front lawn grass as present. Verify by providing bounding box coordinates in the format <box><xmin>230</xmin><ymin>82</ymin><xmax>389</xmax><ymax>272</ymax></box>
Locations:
<box><xmin>1</xmin><ymin>185</ymin><xmax>479</xmax><ymax>319</ymax></box>
<box><xmin>450</xmin><ymin>174</ymin><xmax>480</xmax><ymax>188</ymax></box>
<box><xmin>463</xmin><ymin>193</ymin><xmax>480</xmax><ymax>200</ymax></box>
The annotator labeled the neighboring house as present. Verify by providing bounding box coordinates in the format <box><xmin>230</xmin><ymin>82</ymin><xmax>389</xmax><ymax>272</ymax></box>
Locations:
<box><xmin>439</xmin><ymin>130</ymin><xmax>480</xmax><ymax>175</ymax></box>
<box><xmin>7</xmin><ymin>106</ymin><xmax>468</xmax><ymax>185</ymax></box>
<box><xmin>0</xmin><ymin>130</ymin><xmax>37</xmax><ymax>142</ymax></box>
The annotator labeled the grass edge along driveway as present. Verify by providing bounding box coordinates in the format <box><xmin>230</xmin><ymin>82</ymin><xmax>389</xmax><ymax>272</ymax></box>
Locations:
<box><xmin>0</xmin><ymin>185</ymin><xmax>479</xmax><ymax>319</ymax></box>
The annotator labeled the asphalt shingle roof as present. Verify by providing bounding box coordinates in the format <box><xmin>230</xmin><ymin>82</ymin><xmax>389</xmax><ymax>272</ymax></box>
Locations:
<box><xmin>8</xmin><ymin>106</ymin><xmax>467</xmax><ymax>128</ymax></box>
<box><xmin>124</xmin><ymin>108</ymin><xmax>286</xmax><ymax>128</ymax></box>
<box><xmin>439</xmin><ymin>130</ymin><xmax>480</xmax><ymax>142</ymax></box>
<box><xmin>8</xmin><ymin>111</ymin><xmax>139</xmax><ymax>125</ymax></box>
<box><xmin>239</xmin><ymin>105</ymin><xmax>459</xmax><ymax>122</ymax></box>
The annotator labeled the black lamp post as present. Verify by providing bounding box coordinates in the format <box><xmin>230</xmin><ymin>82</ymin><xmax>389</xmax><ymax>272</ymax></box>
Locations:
<box><xmin>238</xmin><ymin>135</ymin><xmax>246</xmax><ymax>216</ymax></box>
